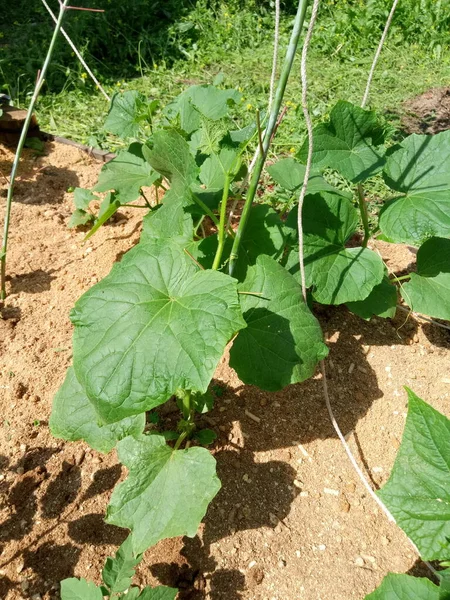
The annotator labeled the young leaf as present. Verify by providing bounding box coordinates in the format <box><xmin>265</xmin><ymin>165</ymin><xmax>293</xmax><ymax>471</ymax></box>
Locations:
<box><xmin>267</xmin><ymin>157</ymin><xmax>348</xmax><ymax>197</ymax></box>
<box><xmin>364</xmin><ymin>573</ymin><xmax>439</xmax><ymax>600</ymax></box>
<box><xmin>102</xmin><ymin>535</ymin><xmax>142</xmax><ymax>595</ymax></box>
<box><xmin>94</xmin><ymin>143</ymin><xmax>159</xmax><ymax>204</ymax></box>
<box><xmin>73</xmin><ymin>187</ymin><xmax>96</xmax><ymax>211</ymax></box>
<box><xmin>188</xmin><ymin>85</ymin><xmax>241</xmax><ymax>121</ymax></box>
<box><xmin>105</xmin><ymin>90</ymin><xmax>147</xmax><ymax>139</ymax></box>
<box><xmin>199</xmin><ymin>147</ymin><xmax>240</xmax><ymax>190</ymax></box>
<box><xmin>189</xmin><ymin>118</ymin><xmax>228</xmax><ymax>155</ymax></box>
<box><xmin>401</xmin><ymin>237</ymin><xmax>450</xmax><ymax>320</ymax></box>
<box><xmin>194</xmin><ymin>429</ymin><xmax>217</xmax><ymax>445</ymax></box>
<box><xmin>346</xmin><ymin>275</ymin><xmax>397</xmax><ymax>320</ymax></box>
<box><xmin>192</xmin><ymin>390</ymin><xmax>215</xmax><ymax>414</ymax></box>
<box><xmin>143</xmin><ymin>130</ymin><xmax>199</xmax><ymax>208</ymax></box>
<box><xmin>378</xmin><ymin>389</ymin><xmax>450</xmax><ymax>560</ymax></box>
<box><xmin>380</xmin><ymin>131</ymin><xmax>450</xmax><ymax>244</ymax></box>
<box><xmin>71</xmin><ymin>240</ymin><xmax>246</xmax><ymax>423</ymax></box>
<box><xmin>298</xmin><ymin>101</ymin><xmax>386</xmax><ymax>183</ymax></box>
<box><xmin>229</xmin><ymin>255</ymin><xmax>328</xmax><ymax>390</ymax></box>
<box><xmin>285</xmin><ymin>193</ymin><xmax>384</xmax><ymax>304</ymax></box>
<box><xmin>68</xmin><ymin>209</ymin><xmax>94</xmax><ymax>228</ymax></box>
<box><xmin>60</xmin><ymin>578</ymin><xmax>103</xmax><ymax>600</ymax></box>
<box><xmin>138</xmin><ymin>586</ymin><xmax>178</xmax><ymax>600</ymax></box>
<box><xmin>106</xmin><ymin>434</ymin><xmax>221</xmax><ymax>555</ymax></box>
<box><xmin>50</xmin><ymin>367</ymin><xmax>145</xmax><ymax>454</ymax></box>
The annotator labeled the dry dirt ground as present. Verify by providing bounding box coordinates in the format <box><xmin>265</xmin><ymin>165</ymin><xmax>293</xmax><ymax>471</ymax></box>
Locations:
<box><xmin>0</xmin><ymin>141</ymin><xmax>449</xmax><ymax>600</ymax></box>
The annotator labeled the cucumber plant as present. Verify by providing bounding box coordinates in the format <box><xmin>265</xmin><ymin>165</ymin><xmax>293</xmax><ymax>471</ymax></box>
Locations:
<box><xmin>365</xmin><ymin>389</ymin><xmax>450</xmax><ymax>599</ymax></box>
<box><xmin>49</xmin><ymin>7</ymin><xmax>450</xmax><ymax>600</ymax></box>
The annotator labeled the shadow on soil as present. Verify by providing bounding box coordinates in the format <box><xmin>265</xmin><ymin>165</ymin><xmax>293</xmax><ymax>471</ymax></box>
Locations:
<box><xmin>0</xmin><ymin>306</ymin><xmax>425</xmax><ymax>599</ymax></box>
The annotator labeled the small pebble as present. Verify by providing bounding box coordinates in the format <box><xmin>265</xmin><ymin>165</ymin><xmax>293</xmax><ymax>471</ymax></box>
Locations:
<box><xmin>355</xmin><ymin>557</ymin><xmax>365</xmax><ymax>567</ymax></box>
<box><xmin>242</xmin><ymin>473</ymin><xmax>251</xmax><ymax>483</ymax></box>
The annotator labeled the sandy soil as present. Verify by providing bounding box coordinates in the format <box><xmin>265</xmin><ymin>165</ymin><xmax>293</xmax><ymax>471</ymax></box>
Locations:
<box><xmin>0</xmin><ymin>141</ymin><xmax>449</xmax><ymax>600</ymax></box>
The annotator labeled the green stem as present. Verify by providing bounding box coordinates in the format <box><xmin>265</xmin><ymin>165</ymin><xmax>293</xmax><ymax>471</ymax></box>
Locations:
<box><xmin>390</xmin><ymin>273</ymin><xmax>411</xmax><ymax>283</ymax></box>
<box><xmin>228</xmin><ymin>0</ymin><xmax>309</xmax><ymax>276</ymax></box>
<box><xmin>174</xmin><ymin>431</ymin><xmax>188</xmax><ymax>451</ymax></box>
<box><xmin>0</xmin><ymin>0</ymin><xmax>70</xmax><ymax>300</ymax></box>
<box><xmin>192</xmin><ymin>193</ymin><xmax>221</xmax><ymax>229</ymax></box>
<box><xmin>212</xmin><ymin>174</ymin><xmax>232</xmax><ymax>270</ymax></box>
<box><xmin>357</xmin><ymin>183</ymin><xmax>370</xmax><ymax>247</ymax></box>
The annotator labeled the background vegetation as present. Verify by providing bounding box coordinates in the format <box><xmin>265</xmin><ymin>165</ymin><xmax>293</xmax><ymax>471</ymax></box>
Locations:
<box><xmin>1</xmin><ymin>0</ymin><xmax>449</xmax><ymax>146</ymax></box>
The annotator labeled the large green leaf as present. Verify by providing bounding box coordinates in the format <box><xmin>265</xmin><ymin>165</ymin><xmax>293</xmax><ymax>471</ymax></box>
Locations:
<box><xmin>143</xmin><ymin>130</ymin><xmax>199</xmax><ymax>208</ymax></box>
<box><xmin>106</xmin><ymin>434</ymin><xmax>221</xmax><ymax>554</ymax></box>
<box><xmin>104</xmin><ymin>91</ymin><xmax>147</xmax><ymax>139</ymax></box>
<box><xmin>401</xmin><ymin>237</ymin><xmax>450</xmax><ymax>320</ymax></box>
<box><xmin>50</xmin><ymin>368</ymin><xmax>145</xmax><ymax>453</ymax></box>
<box><xmin>346</xmin><ymin>275</ymin><xmax>397</xmax><ymax>320</ymax></box>
<box><xmin>378</xmin><ymin>389</ymin><xmax>450</xmax><ymax>561</ymax></box>
<box><xmin>364</xmin><ymin>573</ymin><xmax>439</xmax><ymax>600</ymax></box>
<box><xmin>229</xmin><ymin>256</ymin><xmax>328</xmax><ymax>390</ymax></box>
<box><xmin>60</xmin><ymin>578</ymin><xmax>103</xmax><ymax>600</ymax></box>
<box><xmin>102</xmin><ymin>535</ymin><xmax>142</xmax><ymax>595</ymax></box>
<box><xmin>94</xmin><ymin>143</ymin><xmax>159</xmax><ymax>204</ymax></box>
<box><xmin>71</xmin><ymin>240</ymin><xmax>246</xmax><ymax>423</ymax></box>
<box><xmin>298</xmin><ymin>101</ymin><xmax>385</xmax><ymax>183</ymax></box>
<box><xmin>267</xmin><ymin>157</ymin><xmax>348</xmax><ymax>196</ymax></box>
<box><xmin>285</xmin><ymin>193</ymin><xmax>384</xmax><ymax>304</ymax></box>
<box><xmin>380</xmin><ymin>131</ymin><xmax>450</xmax><ymax>244</ymax></box>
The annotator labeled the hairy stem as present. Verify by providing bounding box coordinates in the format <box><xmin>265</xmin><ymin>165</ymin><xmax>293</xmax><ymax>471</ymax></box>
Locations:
<box><xmin>1</xmin><ymin>0</ymin><xmax>70</xmax><ymax>300</ymax></box>
<box><xmin>357</xmin><ymin>184</ymin><xmax>370</xmax><ymax>247</ymax></box>
<box><xmin>228</xmin><ymin>0</ymin><xmax>309</xmax><ymax>277</ymax></box>
<box><xmin>212</xmin><ymin>174</ymin><xmax>232</xmax><ymax>270</ymax></box>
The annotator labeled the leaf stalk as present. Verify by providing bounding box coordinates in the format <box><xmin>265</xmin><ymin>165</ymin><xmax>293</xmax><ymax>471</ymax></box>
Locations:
<box><xmin>357</xmin><ymin>183</ymin><xmax>371</xmax><ymax>247</ymax></box>
<box><xmin>212</xmin><ymin>174</ymin><xmax>232</xmax><ymax>270</ymax></box>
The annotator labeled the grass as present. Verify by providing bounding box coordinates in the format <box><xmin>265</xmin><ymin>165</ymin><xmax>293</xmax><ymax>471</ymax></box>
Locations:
<box><xmin>33</xmin><ymin>40</ymin><xmax>450</xmax><ymax>153</ymax></box>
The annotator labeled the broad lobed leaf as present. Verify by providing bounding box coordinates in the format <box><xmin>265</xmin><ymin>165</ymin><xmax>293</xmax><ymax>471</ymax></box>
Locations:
<box><xmin>71</xmin><ymin>240</ymin><xmax>246</xmax><ymax>423</ymax></box>
<box><xmin>380</xmin><ymin>130</ymin><xmax>450</xmax><ymax>244</ymax></box>
<box><xmin>364</xmin><ymin>573</ymin><xmax>440</xmax><ymax>600</ymax></box>
<box><xmin>106</xmin><ymin>434</ymin><xmax>221</xmax><ymax>554</ymax></box>
<box><xmin>50</xmin><ymin>367</ymin><xmax>145</xmax><ymax>453</ymax></box>
<box><xmin>230</xmin><ymin>256</ymin><xmax>328</xmax><ymax>390</ymax></box>
<box><xmin>401</xmin><ymin>237</ymin><xmax>450</xmax><ymax>320</ymax></box>
<box><xmin>378</xmin><ymin>389</ymin><xmax>450</xmax><ymax>560</ymax></box>
<box><xmin>94</xmin><ymin>143</ymin><xmax>159</xmax><ymax>205</ymax></box>
<box><xmin>298</xmin><ymin>101</ymin><xmax>386</xmax><ymax>183</ymax></box>
<box><xmin>285</xmin><ymin>192</ymin><xmax>384</xmax><ymax>304</ymax></box>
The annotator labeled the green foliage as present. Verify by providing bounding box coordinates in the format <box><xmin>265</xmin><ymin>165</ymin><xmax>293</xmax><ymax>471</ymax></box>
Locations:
<box><xmin>367</xmin><ymin>390</ymin><xmax>450</xmax><ymax>597</ymax></box>
<box><xmin>401</xmin><ymin>238</ymin><xmax>450</xmax><ymax>320</ymax></box>
<box><xmin>365</xmin><ymin>573</ymin><xmax>441</xmax><ymax>600</ymax></box>
<box><xmin>378</xmin><ymin>389</ymin><xmax>450</xmax><ymax>561</ymax></box>
<box><xmin>106</xmin><ymin>434</ymin><xmax>221</xmax><ymax>554</ymax></box>
<box><xmin>61</xmin><ymin>536</ymin><xmax>177</xmax><ymax>599</ymax></box>
<box><xmin>70</xmin><ymin>240</ymin><xmax>246</xmax><ymax>423</ymax></box>
<box><xmin>380</xmin><ymin>131</ymin><xmax>450</xmax><ymax>245</ymax></box>
<box><xmin>50</xmin><ymin>69</ymin><xmax>450</xmax><ymax>600</ymax></box>
<box><xmin>230</xmin><ymin>256</ymin><xmax>328</xmax><ymax>390</ymax></box>
<box><xmin>50</xmin><ymin>368</ymin><xmax>145</xmax><ymax>453</ymax></box>
<box><xmin>94</xmin><ymin>143</ymin><xmax>160</xmax><ymax>204</ymax></box>
<box><xmin>298</xmin><ymin>101</ymin><xmax>386</xmax><ymax>183</ymax></box>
